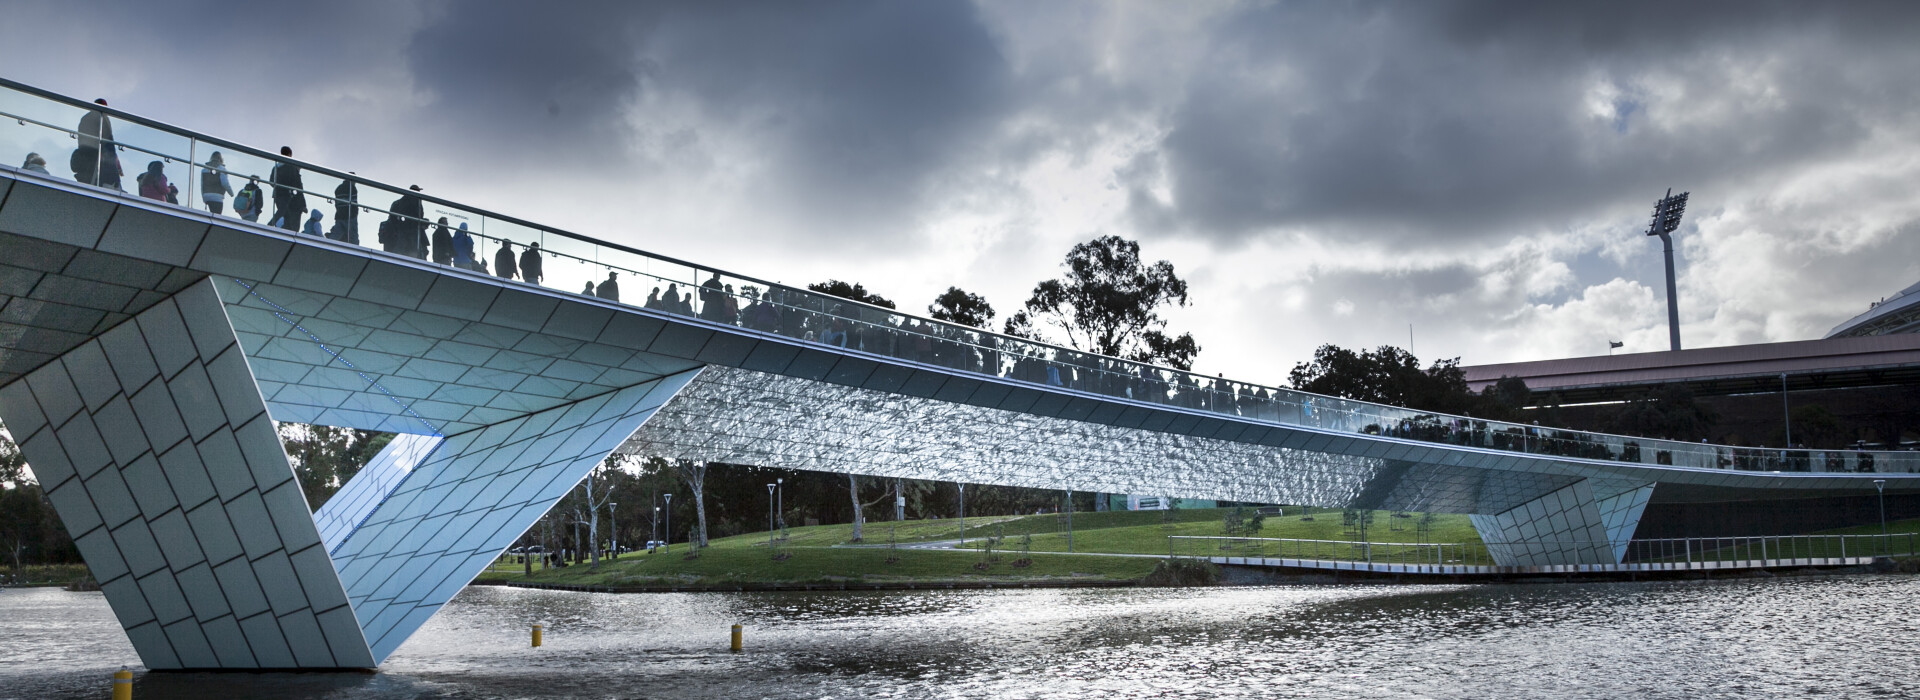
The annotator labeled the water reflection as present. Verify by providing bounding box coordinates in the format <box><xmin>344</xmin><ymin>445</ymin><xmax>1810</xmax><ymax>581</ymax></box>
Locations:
<box><xmin>6</xmin><ymin>576</ymin><xmax>1920</xmax><ymax>698</ymax></box>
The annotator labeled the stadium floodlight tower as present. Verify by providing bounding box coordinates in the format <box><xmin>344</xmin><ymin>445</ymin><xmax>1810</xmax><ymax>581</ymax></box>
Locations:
<box><xmin>1647</xmin><ymin>189</ymin><xmax>1690</xmax><ymax>351</ymax></box>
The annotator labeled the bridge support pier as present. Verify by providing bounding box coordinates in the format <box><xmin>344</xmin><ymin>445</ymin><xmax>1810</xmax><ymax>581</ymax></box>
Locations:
<box><xmin>1471</xmin><ymin>479</ymin><xmax>1655</xmax><ymax>566</ymax></box>
<box><xmin>0</xmin><ymin>276</ymin><xmax>701</xmax><ymax>668</ymax></box>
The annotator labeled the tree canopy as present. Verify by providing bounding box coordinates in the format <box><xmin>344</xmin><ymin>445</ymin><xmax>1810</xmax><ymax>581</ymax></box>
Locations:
<box><xmin>1604</xmin><ymin>384</ymin><xmax>1717</xmax><ymax>442</ymax></box>
<box><xmin>807</xmin><ymin>280</ymin><xmax>895</xmax><ymax>309</ymax></box>
<box><xmin>1287</xmin><ymin>344</ymin><xmax>1532</xmax><ymax>420</ymax></box>
<box><xmin>1003</xmin><ymin>235</ymin><xmax>1201</xmax><ymax>370</ymax></box>
<box><xmin>928</xmin><ymin>286</ymin><xmax>995</xmax><ymax>329</ymax></box>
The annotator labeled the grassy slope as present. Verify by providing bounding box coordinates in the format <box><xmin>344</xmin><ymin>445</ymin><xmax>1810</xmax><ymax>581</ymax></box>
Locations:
<box><xmin>477</xmin><ymin>508</ymin><xmax>1489</xmax><ymax>586</ymax></box>
<box><xmin>473</xmin><ymin>547</ymin><xmax>1158</xmax><ymax>587</ymax></box>
<box><xmin>953</xmin><ymin>511</ymin><xmax>1486</xmax><ymax>556</ymax></box>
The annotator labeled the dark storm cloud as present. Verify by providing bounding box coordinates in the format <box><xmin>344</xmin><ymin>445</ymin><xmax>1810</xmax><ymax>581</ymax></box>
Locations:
<box><xmin>1126</xmin><ymin>1</ymin><xmax>1920</xmax><ymax>246</ymax></box>
<box><xmin>400</xmin><ymin>1</ymin><xmax>1013</xmax><ymax>234</ymax></box>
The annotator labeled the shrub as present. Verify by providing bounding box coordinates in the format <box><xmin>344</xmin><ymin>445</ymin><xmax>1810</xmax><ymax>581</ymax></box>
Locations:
<box><xmin>1140</xmin><ymin>558</ymin><xmax>1219</xmax><ymax>587</ymax></box>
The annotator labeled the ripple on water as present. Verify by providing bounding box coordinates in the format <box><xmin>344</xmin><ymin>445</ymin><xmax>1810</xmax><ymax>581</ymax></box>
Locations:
<box><xmin>5</xmin><ymin>576</ymin><xmax>1920</xmax><ymax>699</ymax></box>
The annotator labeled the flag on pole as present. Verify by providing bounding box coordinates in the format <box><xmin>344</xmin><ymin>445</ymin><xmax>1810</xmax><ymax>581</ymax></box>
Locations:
<box><xmin>1608</xmin><ymin>341</ymin><xmax>1624</xmax><ymax>349</ymax></box>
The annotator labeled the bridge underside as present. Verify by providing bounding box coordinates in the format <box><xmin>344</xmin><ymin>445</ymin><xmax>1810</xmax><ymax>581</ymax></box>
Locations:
<box><xmin>1</xmin><ymin>171</ymin><xmax>1911</xmax><ymax>669</ymax></box>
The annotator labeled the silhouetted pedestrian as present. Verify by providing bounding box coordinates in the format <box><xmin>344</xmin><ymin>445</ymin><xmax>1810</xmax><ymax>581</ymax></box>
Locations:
<box><xmin>72</xmin><ymin>99</ymin><xmax>121</xmax><ymax>189</ymax></box>
<box><xmin>388</xmin><ymin>185</ymin><xmax>426</xmax><ymax>258</ymax></box>
<box><xmin>200</xmin><ymin>152</ymin><xmax>232</xmax><ymax>215</ymax></box>
<box><xmin>431</xmin><ymin>218</ymin><xmax>453</xmax><ymax>265</ymax></box>
<box><xmin>235</xmin><ymin>178</ymin><xmax>264</xmax><ymax>222</ymax></box>
<box><xmin>494</xmin><ymin>240</ymin><xmax>518</xmax><ymax>280</ymax></box>
<box><xmin>454</xmin><ymin>222</ymin><xmax>476</xmax><ymax>269</ymax></box>
<box><xmin>330</xmin><ymin>174</ymin><xmax>360</xmax><ymax>243</ymax></box>
<box><xmin>597</xmin><ymin>271</ymin><xmax>620</xmax><ymax>302</ymax></box>
<box><xmin>136</xmin><ymin>161</ymin><xmax>169</xmax><ymax>202</ymax></box>
<box><xmin>519</xmin><ymin>242</ymin><xmax>543</xmax><ymax>286</ymax></box>
<box><xmin>270</xmin><ymin>146</ymin><xmax>305</xmax><ymax>231</ymax></box>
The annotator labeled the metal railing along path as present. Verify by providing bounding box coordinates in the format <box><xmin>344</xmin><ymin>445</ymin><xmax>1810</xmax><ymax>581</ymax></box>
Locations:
<box><xmin>4</xmin><ymin>75</ymin><xmax>1920</xmax><ymax>478</ymax></box>
<box><xmin>1169</xmin><ymin>533</ymin><xmax>1919</xmax><ymax>575</ymax></box>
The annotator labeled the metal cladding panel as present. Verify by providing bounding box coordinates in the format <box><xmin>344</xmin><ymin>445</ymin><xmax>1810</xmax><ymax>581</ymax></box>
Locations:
<box><xmin>326</xmin><ymin>368</ymin><xmax>700</xmax><ymax>663</ymax></box>
<box><xmin>0</xmin><ymin>279</ymin><xmax>373</xmax><ymax>669</ymax></box>
<box><xmin>0</xmin><ymin>179</ymin><xmax>116</xmax><ymax>248</ymax></box>
<box><xmin>1472</xmin><ymin>478</ymin><xmax>1657</xmax><ymax>566</ymax></box>
<box><xmin>314</xmin><ymin>434</ymin><xmax>444</xmax><ymax>552</ymax></box>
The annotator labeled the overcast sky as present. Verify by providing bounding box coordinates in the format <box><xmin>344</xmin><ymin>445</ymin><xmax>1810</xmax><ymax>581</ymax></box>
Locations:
<box><xmin>5</xmin><ymin>1</ymin><xmax>1918</xmax><ymax>387</ymax></box>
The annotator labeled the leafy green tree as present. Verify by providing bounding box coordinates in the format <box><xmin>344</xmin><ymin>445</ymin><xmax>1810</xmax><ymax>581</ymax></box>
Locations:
<box><xmin>1</xmin><ymin>423</ymin><xmax>54</xmax><ymax>579</ymax></box>
<box><xmin>1003</xmin><ymin>235</ymin><xmax>1201</xmax><ymax>369</ymax></box>
<box><xmin>1288</xmin><ymin>344</ymin><xmax>1481</xmax><ymax>414</ymax></box>
<box><xmin>1604</xmin><ymin>385</ymin><xmax>1716</xmax><ymax>442</ymax></box>
<box><xmin>1785</xmin><ymin>404</ymin><xmax>1846</xmax><ymax>449</ymax></box>
<box><xmin>277</xmin><ymin>424</ymin><xmax>393</xmax><ymax>509</ymax></box>
<box><xmin>928</xmin><ymin>287</ymin><xmax>996</xmax><ymax>328</ymax></box>
<box><xmin>807</xmin><ymin>280</ymin><xmax>895</xmax><ymax>309</ymax></box>
<box><xmin>1479</xmin><ymin>376</ymin><xmax>1534</xmax><ymax>421</ymax></box>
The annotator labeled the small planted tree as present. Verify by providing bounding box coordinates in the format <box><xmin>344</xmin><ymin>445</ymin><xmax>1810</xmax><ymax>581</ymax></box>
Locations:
<box><xmin>1014</xmin><ymin>532</ymin><xmax>1033</xmax><ymax>568</ymax></box>
<box><xmin>1221</xmin><ymin>507</ymin><xmax>1246</xmax><ymax>549</ymax></box>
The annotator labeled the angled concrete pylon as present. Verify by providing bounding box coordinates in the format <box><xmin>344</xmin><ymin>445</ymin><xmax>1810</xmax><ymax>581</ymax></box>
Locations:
<box><xmin>0</xmin><ymin>279</ymin><xmax>372</xmax><ymax>668</ymax></box>
<box><xmin>1470</xmin><ymin>479</ymin><xmax>1655</xmax><ymax>566</ymax></box>
<box><xmin>0</xmin><ymin>277</ymin><xmax>699</xmax><ymax>668</ymax></box>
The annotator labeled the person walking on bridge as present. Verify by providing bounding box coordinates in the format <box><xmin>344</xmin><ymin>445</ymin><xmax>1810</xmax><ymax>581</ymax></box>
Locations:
<box><xmin>431</xmin><ymin>218</ymin><xmax>453</xmax><ymax>265</ymax></box>
<box><xmin>136</xmin><ymin>160</ymin><xmax>170</xmax><ymax>202</ymax></box>
<box><xmin>519</xmin><ymin>242</ymin><xmax>543</xmax><ymax>286</ymax></box>
<box><xmin>200</xmin><ymin>152</ymin><xmax>232</xmax><ymax>215</ymax></box>
<box><xmin>270</xmin><ymin>146</ymin><xmax>305</xmax><ymax>231</ymax></box>
<box><xmin>330</xmin><ymin>174</ymin><xmax>359</xmax><ymax>243</ymax></box>
<box><xmin>72</xmin><ymin>99</ymin><xmax>121</xmax><ymax>190</ymax></box>
<box><xmin>390</xmin><ymin>185</ymin><xmax>427</xmax><ymax>258</ymax></box>
<box><xmin>494</xmin><ymin>240</ymin><xmax>519</xmax><ymax>281</ymax></box>
<box><xmin>597</xmin><ymin>271</ymin><xmax>620</xmax><ymax>302</ymax></box>
<box><xmin>453</xmin><ymin>222</ymin><xmax>476</xmax><ymax>270</ymax></box>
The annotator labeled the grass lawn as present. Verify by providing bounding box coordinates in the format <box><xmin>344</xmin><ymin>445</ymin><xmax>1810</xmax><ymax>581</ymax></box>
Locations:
<box><xmin>3</xmin><ymin>563</ymin><xmax>89</xmax><ymax>587</ymax></box>
<box><xmin>1816</xmin><ymin>516</ymin><xmax>1920</xmax><ymax>538</ymax></box>
<box><xmin>953</xmin><ymin>510</ymin><xmax>1483</xmax><ymax>552</ymax></box>
<box><xmin>474</xmin><ymin>546</ymin><xmax>1159</xmax><ymax>587</ymax></box>
<box><xmin>697</xmin><ymin>506</ymin><xmax>1242</xmax><ymax>550</ymax></box>
<box><xmin>480</xmin><ymin>507</ymin><xmax>1490</xmax><ymax>586</ymax></box>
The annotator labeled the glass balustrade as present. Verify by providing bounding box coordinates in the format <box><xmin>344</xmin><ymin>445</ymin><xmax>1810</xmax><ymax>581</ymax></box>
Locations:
<box><xmin>2</xmin><ymin>76</ymin><xmax>1914</xmax><ymax>475</ymax></box>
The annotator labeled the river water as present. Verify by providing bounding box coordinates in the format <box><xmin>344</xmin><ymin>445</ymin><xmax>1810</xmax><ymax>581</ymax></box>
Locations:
<box><xmin>4</xmin><ymin>575</ymin><xmax>1918</xmax><ymax>699</ymax></box>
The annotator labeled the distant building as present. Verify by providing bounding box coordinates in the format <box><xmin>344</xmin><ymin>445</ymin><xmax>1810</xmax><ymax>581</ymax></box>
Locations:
<box><xmin>1827</xmin><ymin>280</ymin><xmax>1920</xmax><ymax>339</ymax></box>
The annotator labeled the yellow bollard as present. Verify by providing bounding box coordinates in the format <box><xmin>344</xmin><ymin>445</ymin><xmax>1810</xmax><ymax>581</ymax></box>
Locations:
<box><xmin>531</xmin><ymin>623</ymin><xmax>543</xmax><ymax>647</ymax></box>
<box><xmin>730</xmin><ymin>624</ymin><xmax>742</xmax><ymax>653</ymax></box>
<box><xmin>112</xmin><ymin>667</ymin><xmax>132</xmax><ymax>700</ymax></box>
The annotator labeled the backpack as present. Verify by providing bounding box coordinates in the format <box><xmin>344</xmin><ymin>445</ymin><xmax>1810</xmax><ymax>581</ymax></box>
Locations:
<box><xmin>201</xmin><ymin>169</ymin><xmax>222</xmax><ymax>195</ymax></box>
<box><xmin>233</xmin><ymin>187</ymin><xmax>254</xmax><ymax>214</ymax></box>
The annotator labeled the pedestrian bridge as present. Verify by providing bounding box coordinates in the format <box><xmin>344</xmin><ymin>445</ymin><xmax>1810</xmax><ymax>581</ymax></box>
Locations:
<box><xmin>1</xmin><ymin>78</ymin><xmax>1915</xmax><ymax>669</ymax></box>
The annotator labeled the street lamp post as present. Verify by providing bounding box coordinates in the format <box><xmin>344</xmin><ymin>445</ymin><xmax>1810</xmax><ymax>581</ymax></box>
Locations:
<box><xmin>767</xmin><ymin>483</ymin><xmax>777</xmax><ymax>552</ymax></box>
<box><xmin>1065</xmin><ymin>487</ymin><xmax>1074</xmax><ymax>553</ymax></box>
<box><xmin>1782</xmin><ymin>373</ymin><xmax>1792</xmax><ymax>450</ymax></box>
<box><xmin>652</xmin><ymin>506</ymin><xmax>659</xmax><ymax>553</ymax></box>
<box><xmin>663</xmin><ymin>493</ymin><xmax>673</xmax><ymax>555</ymax></box>
<box><xmin>776</xmin><ymin>478</ymin><xmax>784</xmax><ymax>531</ymax></box>
<box><xmin>958</xmin><ymin>483</ymin><xmax>966</xmax><ymax>546</ymax></box>
<box><xmin>1875</xmin><ymin>479</ymin><xmax>1889</xmax><ymax>554</ymax></box>
<box><xmin>609</xmin><ymin>502</ymin><xmax>617</xmax><ymax>559</ymax></box>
